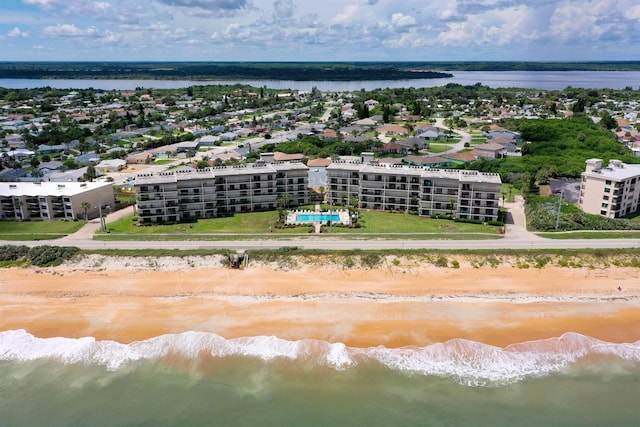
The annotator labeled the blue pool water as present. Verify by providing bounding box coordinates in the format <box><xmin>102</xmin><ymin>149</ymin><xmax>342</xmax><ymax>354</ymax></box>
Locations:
<box><xmin>296</xmin><ymin>213</ymin><xmax>340</xmax><ymax>222</ymax></box>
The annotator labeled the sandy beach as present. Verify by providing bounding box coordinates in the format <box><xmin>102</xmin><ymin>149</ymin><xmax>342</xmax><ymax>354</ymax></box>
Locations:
<box><xmin>1</xmin><ymin>255</ymin><xmax>640</xmax><ymax>348</ymax></box>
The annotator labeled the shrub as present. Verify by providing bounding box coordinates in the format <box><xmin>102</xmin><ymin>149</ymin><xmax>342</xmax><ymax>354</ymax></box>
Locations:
<box><xmin>27</xmin><ymin>245</ymin><xmax>80</xmax><ymax>267</ymax></box>
<box><xmin>0</xmin><ymin>245</ymin><xmax>30</xmax><ymax>261</ymax></box>
<box><xmin>434</xmin><ymin>256</ymin><xmax>448</xmax><ymax>267</ymax></box>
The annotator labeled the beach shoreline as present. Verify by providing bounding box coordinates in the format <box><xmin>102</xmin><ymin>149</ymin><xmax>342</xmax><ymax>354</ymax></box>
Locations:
<box><xmin>2</xmin><ymin>254</ymin><xmax>640</xmax><ymax>348</ymax></box>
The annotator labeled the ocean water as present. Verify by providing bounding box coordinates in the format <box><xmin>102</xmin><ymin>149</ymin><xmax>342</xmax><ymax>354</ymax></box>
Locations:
<box><xmin>1</xmin><ymin>330</ymin><xmax>640</xmax><ymax>426</ymax></box>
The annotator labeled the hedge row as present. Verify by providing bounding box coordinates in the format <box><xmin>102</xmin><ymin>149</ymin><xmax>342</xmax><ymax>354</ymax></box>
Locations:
<box><xmin>0</xmin><ymin>245</ymin><xmax>80</xmax><ymax>266</ymax></box>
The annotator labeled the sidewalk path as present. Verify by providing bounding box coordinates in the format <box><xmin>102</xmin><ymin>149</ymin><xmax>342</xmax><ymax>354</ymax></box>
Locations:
<box><xmin>502</xmin><ymin>195</ymin><xmax>542</xmax><ymax>241</ymax></box>
<box><xmin>61</xmin><ymin>205</ymin><xmax>135</xmax><ymax>242</ymax></box>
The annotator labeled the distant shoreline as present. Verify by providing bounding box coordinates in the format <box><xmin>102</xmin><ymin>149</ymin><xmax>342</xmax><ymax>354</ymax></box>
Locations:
<box><xmin>0</xmin><ymin>62</ymin><xmax>452</xmax><ymax>81</ymax></box>
<box><xmin>1</xmin><ymin>61</ymin><xmax>640</xmax><ymax>82</ymax></box>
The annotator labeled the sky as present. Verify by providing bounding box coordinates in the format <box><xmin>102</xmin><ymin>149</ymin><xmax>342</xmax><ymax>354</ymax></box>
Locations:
<box><xmin>1</xmin><ymin>0</ymin><xmax>639</xmax><ymax>62</ymax></box>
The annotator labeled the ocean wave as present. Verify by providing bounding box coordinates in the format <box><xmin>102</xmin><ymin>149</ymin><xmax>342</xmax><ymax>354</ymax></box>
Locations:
<box><xmin>1</xmin><ymin>330</ymin><xmax>639</xmax><ymax>385</ymax></box>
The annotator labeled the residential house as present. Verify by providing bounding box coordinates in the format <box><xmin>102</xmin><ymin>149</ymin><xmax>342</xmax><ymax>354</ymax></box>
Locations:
<box><xmin>417</xmin><ymin>127</ymin><xmax>446</xmax><ymax>140</ymax></box>
<box><xmin>379</xmin><ymin>142</ymin><xmax>408</xmax><ymax>155</ymax></box>
<box><xmin>126</xmin><ymin>152</ymin><xmax>154</xmax><ymax>164</ymax></box>
<box><xmin>0</xmin><ymin>168</ymin><xmax>30</xmax><ymax>181</ymax></box>
<box><xmin>47</xmin><ymin>167</ymin><xmax>89</xmax><ymax>182</ymax></box>
<box><xmin>38</xmin><ymin>160</ymin><xmax>65</xmax><ymax>174</ymax></box>
<box><xmin>376</xmin><ymin>124</ymin><xmax>409</xmax><ymax>136</ymax></box>
<box><xmin>396</xmin><ymin>136</ymin><xmax>429</xmax><ymax>151</ymax></box>
<box><xmin>323</xmin><ymin>129</ymin><xmax>338</xmax><ymax>140</ymax></box>
<box><xmin>404</xmin><ymin>156</ymin><xmax>451</xmax><ymax>168</ymax></box>
<box><xmin>95</xmin><ymin>159</ymin><xmax>126</xmax><ymax>174</ymax></box>
<box><xmin>75</xmin><ymin>153</ymin><xmax>102</xmax><ymax>165</ymax></box>
<box><xmin>472</xmin><ymin>142</ymin><xmax>507</xmax><ymax>159</ymax></box>
<box><xmin>271</xmin><ymin>152</ymin><xmax>306</xmax><ymax>163</ymax></box>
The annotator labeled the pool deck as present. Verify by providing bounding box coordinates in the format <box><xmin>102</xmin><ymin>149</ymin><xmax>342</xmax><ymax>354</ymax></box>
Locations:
<box><xmin>286</xmin><ymin>208</ymin><xmax>351</xmax><ymax>227</ymax></box>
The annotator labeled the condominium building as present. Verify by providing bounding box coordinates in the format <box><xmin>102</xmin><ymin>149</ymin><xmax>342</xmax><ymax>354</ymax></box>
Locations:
<box><xmin>579</xmin><ymin>159</ymin><xmax>640</xmax><ymax>218</ymax></box>
<box><xmin>327</xmin><ymin>154</ymin><xmax>502</xmax><ymax>222</ymax></box>
<box><xmin>0</xmin><ymin>181</ymin><xmax>115</xmax><ymax>221</ymax></box>
<box><xmin>134</xmin><ymin>161</ymin><xmax>309</xmax><ymax>224</ymax></box>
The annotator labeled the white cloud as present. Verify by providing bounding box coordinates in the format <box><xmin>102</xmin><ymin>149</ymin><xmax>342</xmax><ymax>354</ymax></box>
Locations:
<box><xmin>331</xmin><ymin>4</ymin><xmax>361</xmax><ymax>25</ymax></box>
<box><xmin>390</xmin><ymin>13</ymin><xmax>416</xmax><ymax>29</ymax></box>
<box><xmin>43</xmin><ymin>24</ymin><xmax>101</xmax><ymax>37</ymax></box>
<box><xmin>23</xmin><ymin>0</ymin><xmax>58</xmax><ymax>8</ymax></box>
<box><xmin>6</xmin><ymin>27</ymin><xmax>30</xmax><ymax>38</ymax></box>
<box><xmin>6</xmin><ymin>0</ymin><xmax>640</xmax><ymax>61</ymax></box>
<box><xmin>273</xmin><ymin>0</ymin><xmax>295</xmax><ymax>19</ymax></box>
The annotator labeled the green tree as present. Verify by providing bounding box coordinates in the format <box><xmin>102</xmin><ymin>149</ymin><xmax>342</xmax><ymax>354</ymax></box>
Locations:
<box><xmin>600</xmin><ymin>112</ymin><xmax>617</xmax><ymax>130</ymax></box>
<box><xmin>81</xmin><ymin>202</ymin><xmax>91</xmax><ymax>220</ymax></box>
<box><xmin>83</xmin><ymin>165</ymin><xmax>97</xmax><ymax>181</ymax></box>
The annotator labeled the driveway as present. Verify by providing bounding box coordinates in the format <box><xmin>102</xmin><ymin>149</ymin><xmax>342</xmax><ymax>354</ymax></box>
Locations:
<box><xmin>432</xmin><ymin>118</ymin><xmax>471</xmax><ymax>155</ymax></box>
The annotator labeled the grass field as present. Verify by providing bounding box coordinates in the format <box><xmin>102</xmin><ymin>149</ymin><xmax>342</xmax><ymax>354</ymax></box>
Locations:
<box><xmin>537</xmin><ymin>231</ymin><xmax>640</xmax><ymax>239</ymax></box>
<box><xmin>96</xmin><ymin>210</ymin><xmax>501</xmax><ymax>241</ymax></box>
<box><xmin>0</xmin><ymin>220</ymin><xmax>85</xmax><ymax>240</ymax></box>
<box><xmin>500</xmin><ymin>184</ymin><xmax>522</xmax><ymax>203</ymax></box>
<box><xmin>426</xmin><ymin>144</ymin><xmax>451</xmax><ymax>154</ymax></box>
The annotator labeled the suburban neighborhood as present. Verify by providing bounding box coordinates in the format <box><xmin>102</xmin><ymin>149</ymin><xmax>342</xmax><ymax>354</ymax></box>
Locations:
<box><xmin>1</xmin><ymin>83</ymin><xmax>640</xmax><ymax>232</ymax></box>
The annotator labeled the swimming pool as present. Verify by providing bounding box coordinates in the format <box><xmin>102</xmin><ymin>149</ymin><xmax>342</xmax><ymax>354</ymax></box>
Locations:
<box><xmin>296</xmin><ymin>213</ymin><xmax>341</xmax><ymax>222</ymax></box>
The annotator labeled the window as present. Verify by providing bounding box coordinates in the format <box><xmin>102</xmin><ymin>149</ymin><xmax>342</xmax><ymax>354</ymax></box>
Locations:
<box><xmin>604</xmin><ymin>188</ymin><xmax>611</xmax><ymax>193</ymax></box>
<box><xmin>603</xmin><ymin>196</ymin><xmax>609</xmax><ymax>201</ymax></box>
<box><xmin>606</xmin><ymin>180</ymin><xmax>612</xmax><ymax>185</ymax></box>
<box><xmin>602</xmin><ymin>203</ymin><xmax>608</xmax><ymax>208</ymax></box>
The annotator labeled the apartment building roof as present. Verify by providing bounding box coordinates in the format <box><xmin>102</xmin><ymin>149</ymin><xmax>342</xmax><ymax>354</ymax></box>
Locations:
<box><xmin>0</xmin><ymin>181</ymin><xmax>111</xmax><ymax>197</ymax></box>
<box><xmin>271</xmin><ymin>161</ymin><xmax>309</xmax><ymax>172</ymax></box>
<box><xmin>584</xmin><ymin>159</ymin><xmax>640</xmax><ymax>181</ymax></box>
<box><xmin>326</xmin><ymin>160</ymin><xmax>366</xmax><ymax>171</ymax></box>
<box><xmin>331</xmin><ymin>161</ymin><xmax>501</xmax><ymax>184</ymax></box>
<box><xmin>134</xmin><ymin>162</ymin><xmax>308</xmax><ymax>185</ymax></box>
<box><xmin>360</xmin><ymin>163</ymin><xmax>424</xmax><ymax>177</ymax></box>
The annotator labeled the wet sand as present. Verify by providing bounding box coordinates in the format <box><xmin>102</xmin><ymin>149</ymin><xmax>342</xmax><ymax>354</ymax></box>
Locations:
<box><xmin>1</xmin><ymin>265</ymin><xmax>639</xmax><ymax>347</ymax></box>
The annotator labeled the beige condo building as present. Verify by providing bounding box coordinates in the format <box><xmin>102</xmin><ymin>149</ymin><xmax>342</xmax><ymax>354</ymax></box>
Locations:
<box><xmin>134</xmin><ymin>160</ymin><xmax>309</xmax><ymax>224</ymax></box>
<box><xmin>327</xmin><ymin>153</ymin><xmax>502</xmax><ymax>222</ymax></box>
<box><xmin>579</xmin><ymin>159</ymin><xmax>640</xmax><ymax>218</ymax></box>
<box><xmin>0</xmin><ymin>181</ymin><xmax>115</xmax><ymax>221</ymax></box>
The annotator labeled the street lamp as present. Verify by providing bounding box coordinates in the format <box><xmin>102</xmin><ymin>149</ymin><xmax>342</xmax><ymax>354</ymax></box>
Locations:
<box><xmin>554</xmin><ymin>185</ymin><xmax>564</xmax><ymax>230</ymax></box>
<box><xmin>96</xmin><ymin>191</ymin><xmax>106</xmax><ymax>232</ymax></box>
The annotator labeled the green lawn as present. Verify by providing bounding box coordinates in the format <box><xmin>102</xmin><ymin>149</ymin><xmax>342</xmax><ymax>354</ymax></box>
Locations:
<box><xmin>427</xmin><ymin>144</ymin><xmax>451</xmax><ymax>154</ymax></box>
<box><xmin>500</xmin><ymin>184</ymin><xmax>522</xmax><ymax>203</ymax></box>
<box><xmin>152</xmin><ymin>159</ymin><xmax>174</xmax><ymax>165</ymax></box>
<box><xmin>537</xmin><ymin>231</ymin><xmax>640</xmax><ymax>239</ymax></box>
<box><xmin>97</xmin><ymin>210</ymin><xmax>501</xmax><ymax>241</ymax></box>
<box><xmin>0</xmin><ymin>220</ymin><xmax>85</xmax><ymax>240</ymax></box>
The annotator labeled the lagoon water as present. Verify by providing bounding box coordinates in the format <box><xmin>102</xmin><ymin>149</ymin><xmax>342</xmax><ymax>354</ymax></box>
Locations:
<box><xmin>2</xmin><ymin>71</ymin><xmax>640</xmax><ymax>91</ymax></box>
<box><xmin>1</xmin><ymin>330</ymin><xmax>640</xmax><ymax>426</ymax></box>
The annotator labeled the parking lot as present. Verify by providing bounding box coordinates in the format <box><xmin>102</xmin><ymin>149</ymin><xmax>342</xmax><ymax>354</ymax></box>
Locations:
<box><xmin>548</xmin><ymin>178</ymin><xmax>581</xmax><ymax>203</ymax></box>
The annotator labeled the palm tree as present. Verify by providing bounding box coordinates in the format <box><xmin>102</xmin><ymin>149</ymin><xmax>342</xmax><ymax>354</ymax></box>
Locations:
<box><xmin>81</xmin><ymin>202</ymin><xmax>91</xmax><ymax>220</ymax></box>
<box><xmin>449</xmin><ymin>198</ymin><xmax>456</xmax><ymax>219</ymax></box>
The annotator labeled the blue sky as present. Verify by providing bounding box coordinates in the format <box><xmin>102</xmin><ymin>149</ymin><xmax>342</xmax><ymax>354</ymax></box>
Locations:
<box><xmin>1</xmin><ymin>0</ymin><xmax>639</xmax><ymax>62</ymax></box>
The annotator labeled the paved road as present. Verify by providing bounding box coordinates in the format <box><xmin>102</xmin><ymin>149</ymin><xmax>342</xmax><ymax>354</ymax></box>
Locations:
<box><xmin>7</xmin><ymin>236</ymin><xmax>637</xmax><ymax>251</ymax></box>
<box><xmin>3</xmin><ymin>198</ymin><xmax>639</xmax><ymax>251</ymax></box>
<box><xmin>433</xmin><ymin>118</ymin><xmax>471</xmax><ymax>155</ymax></box>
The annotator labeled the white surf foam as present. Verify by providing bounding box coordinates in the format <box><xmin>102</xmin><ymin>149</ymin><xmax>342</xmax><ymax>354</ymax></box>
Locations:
<box><xmin>1</xmin><ymin>330</ymin><xmax>639</xmax><ymax>385</ymax></box>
